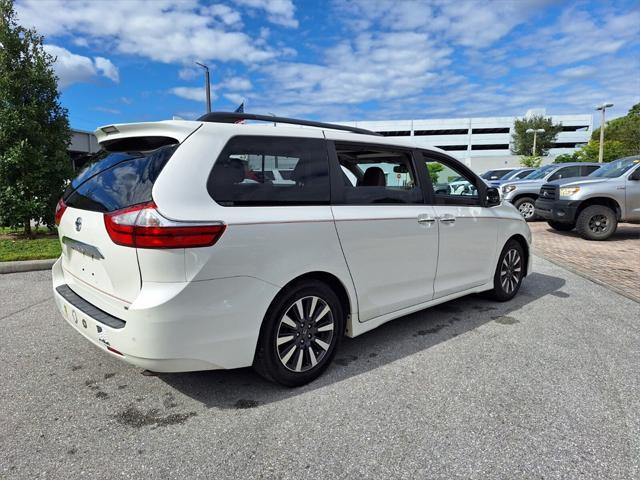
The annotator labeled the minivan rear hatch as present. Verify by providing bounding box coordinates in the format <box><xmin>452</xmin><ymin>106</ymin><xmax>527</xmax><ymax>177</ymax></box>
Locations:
<box><xmin>58</xmin><ymin>140</ymin><xmax>178</xmax><ymax>305</ymax></box>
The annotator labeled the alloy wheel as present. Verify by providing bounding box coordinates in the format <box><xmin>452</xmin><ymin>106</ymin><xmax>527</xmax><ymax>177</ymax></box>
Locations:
<box><xmin>500</xmin><ymin>248</ymin><xmax>522</xmax><ymax>294</ymax></box>
<box><xmin>518</xmin><ymin>202</ymin><xmax>535</xmax><ymax>219</ymax></box>
<box><xmin>588</xmin><ymin>214</ymin><xmax>609</xmax><ymax>234</ymax></box>
<box><xmin>276</xmin><ymin>296</ymin><xmax>335</xmax><ymax>373</ymax></box>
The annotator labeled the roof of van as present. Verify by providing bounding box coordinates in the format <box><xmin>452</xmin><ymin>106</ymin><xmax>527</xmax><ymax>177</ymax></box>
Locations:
<box><xmin>95</xmin><ymin>118</ymin><xmax>450</xmax><ymax>155</ymax></box>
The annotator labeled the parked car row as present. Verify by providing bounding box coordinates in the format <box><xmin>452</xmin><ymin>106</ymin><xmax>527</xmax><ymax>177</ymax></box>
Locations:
<box><xmin>479</xmin><ymin>156</ymin><xmax>640</xmax><ymax>240</ymax></box>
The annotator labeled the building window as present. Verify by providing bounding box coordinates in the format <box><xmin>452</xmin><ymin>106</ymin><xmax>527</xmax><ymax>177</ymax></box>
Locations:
<box><xmin>436</xmin><ymin>145</ymin><xmax>468</xmax><ymax>151</ymax></box>
<box><xmin>414</xmin><ymin>128</ymin><xmax>468</xmax><ymax>136</ymax></box>
<box><xmin>471</xmin><ymin>127</ymin><xmax>510</xmax><ymax>134</ymax></box>
<box><xmin>471</xmin><ymin>144</ymin><xmax>510</xmax><ymax>150</ymax></box>
<box><xmin>377</xmin><ymin>131</ymin><xmax>410</xmax><ymax>137</ymax></box>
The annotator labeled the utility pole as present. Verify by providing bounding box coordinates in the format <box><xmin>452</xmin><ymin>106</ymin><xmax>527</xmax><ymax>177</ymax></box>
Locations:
<box><xmin>526</xmin><ymin>128</ymin><xmax>545</xmax><ymax>156</ymax></box>
<box><xmin>595</xmin><ymin>103</ymin><xmax>614</xmax><ymax>163</ymax></box>
<box><xmin>195</xmin><ymin>62</ymin><xmax>211</xmax><ymax>113</ymax></box>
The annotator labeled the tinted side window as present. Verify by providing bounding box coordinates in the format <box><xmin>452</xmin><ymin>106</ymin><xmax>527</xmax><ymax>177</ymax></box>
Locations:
<box><xmin>549</xmin><ymin>165</ymin><xmax>581</xmax><ymax>181</ymax></box>
<box><xmin>64</xmin><ymin>145</ymin><xmax>176</xmax><ymax>213</ymax></box>
<box><xmin>333</xmin><ymin>143</ymin><xmax>422</xmax><ymax>205</ymax></box>
<box><xmin>426</xmin><ymin>158</ymin><xmax>480</xmax><ymax>205</ymax></box>
<box><xmin>208</xmin><ymin>136</ymin><xmax>329</xmax><ymax>206</ymax></box>
<box><xmin>581</xmin><ymin>165</ymin><xmax>600</xmax><ymax>176</ymax></box>
<box><xmin>515</xmin><ymin>170</ymin><xmax>533</xmax><ymax>179</ymax></box>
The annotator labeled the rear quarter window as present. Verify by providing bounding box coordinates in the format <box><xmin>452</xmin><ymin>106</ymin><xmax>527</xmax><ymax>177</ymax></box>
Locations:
<box><xmin>64</xmin><ymin>145</ymin><xmax>176</xmax><ymax>213</ymax></box>
<box><xmin>207</xmin><ymin>136</ymin><xmax>330</xmax><ymax>206</ymax></box>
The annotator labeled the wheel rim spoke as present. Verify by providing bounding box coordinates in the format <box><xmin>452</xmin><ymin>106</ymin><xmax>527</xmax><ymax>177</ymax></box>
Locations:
<box><xmin>314</xmin><ymin>338</ymin><xmax>330</xmax><ymax>351</ymax></box>
<box><xmin>317</xmin><ymin>323</ymin><xmax>334</xmax><ymax>332</ymax></box>
<box><xmin>294</xmin><ymin>349</ymin><xmax>304</xmax><ymax>372</ymax></box>
<box><xmin>281</xmin><ymin>344</ymin><xmax>297</xmax><ymax>365</ymax></box>
<box><xmin>281</xmin><ymin>314</ymin><xmax>297</xmax><ymax>329</ymax></box>
<box><xmin>308</xmin><ymin>348</ymin><xmax>318</xmax><ymax>367</ymax></box>
<box><xmin>277</xmin><ymin>335</ymin><xmax>295</xmax><ymax>346</ymax></box>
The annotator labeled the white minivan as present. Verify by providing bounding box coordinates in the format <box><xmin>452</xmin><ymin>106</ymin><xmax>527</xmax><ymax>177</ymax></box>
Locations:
<box><xmin>52</xmin><ymin>112</ymin><xmax>532</xmax><ymax>386</ymax></box>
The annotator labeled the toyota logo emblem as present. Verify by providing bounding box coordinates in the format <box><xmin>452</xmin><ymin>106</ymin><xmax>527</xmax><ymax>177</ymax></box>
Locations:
<box><xmin>75</xmin><ymin>217</ymin><xmax>82</xmax><ymax>231</ymax></box>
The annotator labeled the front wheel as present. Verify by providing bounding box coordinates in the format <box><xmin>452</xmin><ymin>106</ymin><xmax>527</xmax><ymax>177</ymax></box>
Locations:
<box><xmin>253</xmin><ymin>280</ymin><xmax>344</xmax><ymax>387</ymax></box>
<box><xmin>514</xmin><ymin>197</ymin><xmax>537</xmax><ymax>221</ymax></box>
<box><xmin>548</xmin><ymin>220</ymin><xmax>575</xmax><ymax>232</ymax></box>
<box><xmin>486</xmin><ymin>240</ymin><xmax>525</xmax><ymax>301</ymax></box>
<box><xmin>576</xmin><ymin>205</ymin><xmax>617</xmax><ymax>241</ymax></box>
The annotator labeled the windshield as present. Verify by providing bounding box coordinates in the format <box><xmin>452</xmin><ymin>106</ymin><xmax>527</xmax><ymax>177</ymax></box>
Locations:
<box><xmin>588</xmin><ymin>157</ymin><xmax>640</xmax><ymax>178</ymax></box>
<box><xmin>481</xmin><ymin>169</ymin><xmax>513</xmax><ymax>180</ymax></box>
<box><xmin>523</xmin><ymin>164</ymin><xmax>556</xmax><ymax>180</ymax></box>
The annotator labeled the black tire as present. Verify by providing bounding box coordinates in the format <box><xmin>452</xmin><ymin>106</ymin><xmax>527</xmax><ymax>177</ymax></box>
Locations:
<box><xmin>486</xmin><ymin>240</ymin><xmax>525</xmax><ymax>302</ymax></box>
<box><xmin>576</xmin><ymin>205</ymin><xmax>617</xmax><ymax>241</ymax></box>
<box><xmin>514</xmin><ymin>197</ymin><xmax>537</xmax><ymax>221</ymax></box>
<box><xmin>253</xmin><ymin>280</ymin><xmax>344</xmax><ymax>387</ymax></box>
<box><xmin>548</xmin><ymin>220</ymin><xmax>575</xmax><ymax>232</ymax></box>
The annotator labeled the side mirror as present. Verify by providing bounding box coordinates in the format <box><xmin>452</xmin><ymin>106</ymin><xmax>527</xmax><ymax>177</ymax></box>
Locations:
<box><xmin>630</xmin><ymin>168</ymin><xmax>640</xmax><ymax>181</ymax></box>
<box><xmin>486</xmin><ymin>187</ymin><xmax>501</xmax><ymax>207</ymax></box>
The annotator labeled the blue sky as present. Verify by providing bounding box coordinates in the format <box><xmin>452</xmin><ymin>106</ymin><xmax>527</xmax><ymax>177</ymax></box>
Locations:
<box><xmin>15</xmin><ymin>0</ymin><xmax>640</xmax><ymax>131</ymax></box>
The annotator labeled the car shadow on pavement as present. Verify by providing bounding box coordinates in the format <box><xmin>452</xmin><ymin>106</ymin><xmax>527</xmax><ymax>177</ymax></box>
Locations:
<box><xmin>159</xmin><ymin>272</ymin><xmax>565</xmax><ymax>409</ymax></box>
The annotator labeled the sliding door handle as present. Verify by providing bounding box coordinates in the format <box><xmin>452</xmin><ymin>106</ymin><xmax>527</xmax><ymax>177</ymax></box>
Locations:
<box><xmin>417</xmin><ymin>214</ymin><xmax>436</xmax><ymax>224</ymax></box>
<box><xmin>439</xmin><ymin>214</ymin><xmax>456</xmax><ymax>224</ymax></box>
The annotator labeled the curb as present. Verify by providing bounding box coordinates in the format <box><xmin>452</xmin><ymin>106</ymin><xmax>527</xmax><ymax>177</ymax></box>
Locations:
<box><xmin>0</xmin><ymin>258</ymin><xmax>56</xmax><ymax>274</ymax></box>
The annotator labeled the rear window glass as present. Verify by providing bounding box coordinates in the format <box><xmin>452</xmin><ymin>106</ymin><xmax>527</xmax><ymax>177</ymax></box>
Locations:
<box><xmin>64</xmin><ymin>145</ymin><xmax>176</xmax><ymax>212</ymax></box>
<box><xmin>481</xmin><ymin>169</ymin><xmax>513</xmax><ymax>180</ymax></box>
<box><xmin>208</xmin><ymin>136</ymin><xmax>330</xmax><ymax>206</ymax></box>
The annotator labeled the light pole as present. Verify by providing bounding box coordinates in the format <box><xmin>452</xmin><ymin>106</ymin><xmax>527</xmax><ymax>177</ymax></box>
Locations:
<box><xmin>195</xmin><ymin>62</ymin><xmax>211</xmax><ymax>113</ymax></box>
<box><xmin>595</xmin><ymin>103</ymin><xmax>614</xmax><ymax>163</ymax></box>
<box><xmin>525</xmin><ymin>128</ymin><xmax>545</xmax><ymax>156</ymax></box>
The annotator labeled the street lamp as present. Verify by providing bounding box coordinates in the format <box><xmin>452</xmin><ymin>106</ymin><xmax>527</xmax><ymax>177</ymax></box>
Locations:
<box><xmin>595</xmin><ymin>103</ymin><xmax>614</xmax><ymax>163</ymax></box>
<box><xmin>525</xmin><ymin>128</ymin><xmax>545</xmax><ymax>156</ymax></box>
<box><xmin>195</xmin><ymin>62</ymin><xmax>212</xmax><ymax>113</ymax></box>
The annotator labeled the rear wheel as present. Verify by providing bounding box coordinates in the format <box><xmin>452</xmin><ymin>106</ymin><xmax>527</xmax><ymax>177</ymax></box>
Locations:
<box><xmin>253</xmin><ymin>280</ymin><xmax>343</xmax><ymax>387</ymax></box>
<box><xmin>576</xmin><ymin>205</ymin><xmax>617</xmax><ymax>241</ymax></box>
<box><xmin>548</xmin><ymin>221</ymin><xmax>575</xmax><ymax>231</ymax></box>
<box><xmin>486</xmin><ymin>240</ymin><xmax>525</xmax><ymax>301</ymax></box>
<box><xmin>514</xmin><ymin>197</ymin><xmax>537</xmax><ymax>221</ymax></box>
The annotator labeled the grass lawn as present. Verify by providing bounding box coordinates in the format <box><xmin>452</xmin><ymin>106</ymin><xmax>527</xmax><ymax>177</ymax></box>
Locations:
<box><xmin>0</xmin><ymin>227</ymin><xmax>61</xmax><ymax>262</ymax></box>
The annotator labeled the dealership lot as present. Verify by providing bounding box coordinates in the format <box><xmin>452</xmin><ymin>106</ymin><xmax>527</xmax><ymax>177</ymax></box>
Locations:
<box><xmin>530</xmin><ymin>222</ymin><xmax>640</xmax><ymax>302</ymax></box>
<box><xmin>1</xmin><ymin>256</ymin><xmax>639</xmax><ymax>479</ymax></box>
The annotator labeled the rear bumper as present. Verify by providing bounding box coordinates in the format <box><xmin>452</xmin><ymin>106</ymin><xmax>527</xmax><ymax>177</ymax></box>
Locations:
<box><xmin>52</xmin><ymin>258</ymin><xmax>279</xmax><ymax>372</ymax></box>
<box><xmin>534</xmin><ymin>198</ymin><xmax>579</xmax><ymax>223</ymax></box>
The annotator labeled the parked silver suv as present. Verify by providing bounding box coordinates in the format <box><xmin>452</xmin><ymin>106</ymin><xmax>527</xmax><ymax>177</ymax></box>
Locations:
<box><xmin>501</xmin><ymin>162</ymin><xmax>601</xmax><ymax>220</ymax></box>
<box><xmin>535</xmin><ymin>156</ymin><xmax>640</xmax><ymax>240</ymax></box>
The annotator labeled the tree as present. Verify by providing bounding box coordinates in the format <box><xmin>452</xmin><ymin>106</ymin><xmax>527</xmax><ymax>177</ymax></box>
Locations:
<box><xmin>520</xmin><ymin>155</ymin><xmax>542</xmax><ymax>168</ymax></box>
<box><xmin>511</xmin><ymin>115</ymin><xmax>562</xmax><ymax>156</ymax></box>
<box><xmin>573</xmin><ymin>139</ymin><xmax>629</xmax><ymax>163</ymax></box>
<box><xmin>427</xmin><ymin>162</ymin><xmax>443</xmax><ymax>183</ymax></box>
<box><xmin>590</xmin><ymin>102</ymin><xmax>640</xmax><ymax>157</ymax></box>
<box><xmin>553</xmin><ymin>153</ymin><xmax>576</xmax><ymax>163</ymax></box>
<box><xmin>0</xmin><ymin>0</ymin><xmax>71</xmax><ymax>236</ymax></box>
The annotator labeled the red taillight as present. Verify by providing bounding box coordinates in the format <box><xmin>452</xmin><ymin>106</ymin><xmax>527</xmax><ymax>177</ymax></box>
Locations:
<box><xmin>104</xmin><ymin>202</ymin><xmax>226</xmax><ymax>249</ymax></box>
<box><xmin>54</xmin><ymin>197</ymin><xmax>67</xmax><ymax>226</ymax></box>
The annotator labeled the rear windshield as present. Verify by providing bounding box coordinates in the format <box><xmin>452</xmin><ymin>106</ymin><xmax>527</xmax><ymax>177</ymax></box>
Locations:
<box><xmin>64</xmin><ymin>145</ymin><xmax>176</xmax><ymax>212</ymax></box>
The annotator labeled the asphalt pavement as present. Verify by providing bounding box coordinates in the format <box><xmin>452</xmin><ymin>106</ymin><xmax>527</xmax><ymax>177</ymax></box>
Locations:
<box><xmin>1</xmin><ymin>256</ymin><xmax>639</xmax><ymax>479</ymax></box>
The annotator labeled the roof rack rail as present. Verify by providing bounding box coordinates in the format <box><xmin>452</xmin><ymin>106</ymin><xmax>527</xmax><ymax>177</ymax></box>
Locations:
<box><xmin>197</xmin><ymin>111</ymin><xmax>381</xmax><ymax>136</ymax></box>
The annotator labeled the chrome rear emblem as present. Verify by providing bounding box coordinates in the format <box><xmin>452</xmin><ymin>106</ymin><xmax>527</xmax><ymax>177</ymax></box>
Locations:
<box><xmin>75</xmin><ymin>217</ymin><xmax>82</xmax><ymax>232</ymax></box>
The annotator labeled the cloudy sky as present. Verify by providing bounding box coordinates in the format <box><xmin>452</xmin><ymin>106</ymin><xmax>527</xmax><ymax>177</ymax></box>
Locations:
<box><xmin>15</xmin><ymin>0</ymin><xmax>640</xmax><ymax>130</ymax></box>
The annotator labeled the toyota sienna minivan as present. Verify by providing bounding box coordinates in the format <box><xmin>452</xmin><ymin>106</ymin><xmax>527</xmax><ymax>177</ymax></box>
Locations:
<box><xmin>52</xmin><ymin>112</ymin><xmax>532</xmax><ymax>386</ymax></box>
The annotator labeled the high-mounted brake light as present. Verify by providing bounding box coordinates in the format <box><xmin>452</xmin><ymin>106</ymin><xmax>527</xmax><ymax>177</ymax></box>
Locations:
<box><xmin>54</xmin><ymin>197</ymin><xmax>67</xmax><ymax>226</ymax></box>
<box><xmin>104</xmin><ymin>202</ymin><xmax>225</xmax><ymax>249</ymax></box>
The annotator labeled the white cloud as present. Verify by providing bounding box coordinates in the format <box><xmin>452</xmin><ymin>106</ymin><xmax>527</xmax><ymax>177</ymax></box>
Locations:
<box><xmin>16</xmin><ymin>0</ymin><xmax>281</xmax><ymax>64</ymax></box>
<box><xmin>178</xmin><ymin>68</ymin><xmax>201</xmax><ymax>81</ymax></box>
<box><xmin>234</xmin><ymin>0</ymin><xmax>297</xmax><ymax>28</ymax></box>
<box><xmin>43</xmin><ymin>45</ymin><xmax>119</xmax><ymax>88</ymax></box>
<box><xmin>169</xmin><ymin>87</ymin><xmax>212</xmax><ymax>102</ymax></box>
<box><xmin>94</xmin><ymin>57</ymin><xmax>119</xmax><ymax>83</ymax></box>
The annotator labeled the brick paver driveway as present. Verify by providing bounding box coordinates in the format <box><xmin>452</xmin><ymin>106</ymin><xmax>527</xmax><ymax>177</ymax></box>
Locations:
<box><xmin>529</xmin><ymin>222</ymin><xmax>640</xmax><ymax>302</ymax></box>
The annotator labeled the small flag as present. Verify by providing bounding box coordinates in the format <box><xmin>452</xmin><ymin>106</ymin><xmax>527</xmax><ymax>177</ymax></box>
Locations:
<box><xmin>234</xmin><ymin>101</ymin><xmax>245</xmax><ymax>123</ymax></box>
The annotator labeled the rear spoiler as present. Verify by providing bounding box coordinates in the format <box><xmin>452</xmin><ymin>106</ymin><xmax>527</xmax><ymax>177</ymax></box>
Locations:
<box><xmin>94</xmin><ymin>121</ymin><xmax>202</xmax><ymax>147</ymax></box>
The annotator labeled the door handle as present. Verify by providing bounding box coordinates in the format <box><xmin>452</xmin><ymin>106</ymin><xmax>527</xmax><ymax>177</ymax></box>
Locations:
<box><xmin>439</xmin><ymin>214</ymin><xmax>456</xmax><ymax>224</ymax></box>
<box><xmin>417</xmin><ymin>214</ymin><xmax>436</xmax><ymax>224</ymax></box>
